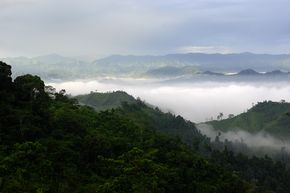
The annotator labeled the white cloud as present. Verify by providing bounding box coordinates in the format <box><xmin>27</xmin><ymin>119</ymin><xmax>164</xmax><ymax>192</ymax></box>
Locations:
<box><xmin>197</xmin><ymin>123</ymin><xmax>290</xmax><ymax>153</ymax></box>
<box><xmin>49</xmin><ymin>79</ymin><xmax>290</xmax><ymax>122</ymax></box>
<box><xmin>0</xmin><ymin>0</ymin><xmax>186</xmax><ymax>56</ymax></box>
<box><xmin>177</xmin><ymin>46</ymin><xmax>236</xmax><ymax>54</ymax></box>
<box><xmin>0</xmin><ymin>0</ymin><xmax>41</xmax><ymax>8</ymax></box>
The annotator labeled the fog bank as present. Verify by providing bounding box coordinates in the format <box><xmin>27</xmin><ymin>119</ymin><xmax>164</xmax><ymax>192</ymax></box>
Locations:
<box><xmin>48</xmin><ymin>79</ymin><xmax>290</xmax><ymax>122</ymax></box>
<box><xmin>197</xmin><ymin>123</ymin><xmax>290</xmax><ymax>153</ymax></box>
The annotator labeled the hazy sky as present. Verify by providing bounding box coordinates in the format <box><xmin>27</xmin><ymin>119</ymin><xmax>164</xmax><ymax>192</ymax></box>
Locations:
<box><xmin>1</xmin><ymin>0</ymin><xmax>290</xmax><ymax>57</ymax></box>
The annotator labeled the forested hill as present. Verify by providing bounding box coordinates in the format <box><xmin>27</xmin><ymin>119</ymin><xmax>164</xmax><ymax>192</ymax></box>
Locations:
<box><xmin>1</xmin><ymin>61</ymin><xmax>290</xmax><ymax>193</ymax></box>
<box><xmin>74</xmin><ymin>91</ymin><xmax>202</xmax><ymax>145</ymax></box>
<box><xmin>208</xmin><ymin>101</ymin><xmax>290</xmax><ymax>139</ymax></box>
<box><xmin>75</xmin><ymin>91</ymin><xmax>136</xmax><ymax>111</ymax></box>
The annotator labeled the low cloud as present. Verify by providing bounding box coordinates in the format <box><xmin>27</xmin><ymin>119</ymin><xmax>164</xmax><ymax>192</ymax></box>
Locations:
<box><xmin>197</xmin><ymin>123</ymin><xmax>290</xmax><ymax>155</ymax></box>
<box><xmin>48</xmin><ymin>79</ymin><xmax>290</xmax><ymax>123</ymax></box>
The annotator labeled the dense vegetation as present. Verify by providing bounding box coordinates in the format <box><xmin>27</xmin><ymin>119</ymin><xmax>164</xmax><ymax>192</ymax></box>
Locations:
<box><xmin>1</xmin><ymin>61</ymin><xmax>290</xmax><ymax>193</ymax></box>
<box><xmin>209</xmin><ymin>101</ymin><xmax>290</xmax><ymax>139</ymax></box>
<box><xmin>74</xmin><ymin>89</ymin><xmax>290</xmax><ymax>193</ymax></box>
<box><xmin>75</xmin><ymin>91</ymin><xmax>204</xmax><ymax>146</ymax></box>
<box><xmin>0</xmin><ymin>61</ymin><xmax>248</xmax><ymax>192</ymax></box>
<box><xmin>75</xmin><ymin>91</ymin><xmax>136</xmax><ymax>111</ymax></box>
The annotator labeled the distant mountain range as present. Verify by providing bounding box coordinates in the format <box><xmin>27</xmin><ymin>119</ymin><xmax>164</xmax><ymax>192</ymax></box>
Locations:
<box><xmin>204</xmin><ymin>69</ymin><xmax>289</xmax><ymax>76</ymax></box>
<box><xmin>2</xmin><ymin>54</ymin><xmax>92</xmax><ymax>80</ymax></box>
<box><xmin>94</xmin><ymin>52</ymin><xmax>290</xmax><ymax>73</ymax></box>
<box><xmin>2</xmin><ymin>52</ymin><xmax>290</xmax><ymax>80</ymax></box>
<box><xmin>147</xmin><ymin>67</ymin><xmax>290</xmax><ymax>78</ymax></box>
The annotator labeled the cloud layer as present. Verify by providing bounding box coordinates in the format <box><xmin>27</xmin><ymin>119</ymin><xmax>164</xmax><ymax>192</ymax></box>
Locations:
<box><xmin>196</xmin><ymin>123</ymin><xmax>290</xmax><ymax>158</ymax></box>
<box><xmin>48</xmin><ymin>79</ymin><xmax>290</xmax><ymax>122</ymax></box>
<box><xmin>1</xmin><ymin>0</ymin><xmax>290</xmax><ymax>57</ymax></box>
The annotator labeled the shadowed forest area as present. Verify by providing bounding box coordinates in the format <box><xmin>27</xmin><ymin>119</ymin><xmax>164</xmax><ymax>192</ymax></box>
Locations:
<box><xmin>1</xmin><ymin>61</ymin><xmax>290</xmax><ymax>193</ymax></box>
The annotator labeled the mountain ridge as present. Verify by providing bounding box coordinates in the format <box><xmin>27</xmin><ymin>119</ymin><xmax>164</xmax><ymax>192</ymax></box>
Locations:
<box><xmin>207</xmin><ymin>101</ymin><xmax>290</xmax><ymax>139</ymax></box>
<box><xmin>2</xmin><ymin>52</ymin><xmax>290</xmax><ymax>80</ymax></box>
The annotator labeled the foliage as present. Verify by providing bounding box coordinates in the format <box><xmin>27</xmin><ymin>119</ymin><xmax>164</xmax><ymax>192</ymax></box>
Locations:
<box><xmin>1</xmin><ymin>61</ymin><xmax>290</xmax><ymax>193</ymax></box>
<box><xmin>209</xmin><ymin>101</ymin><xmax>290</xmax><ymax>139</ymax></box>
<box><xmin>75</xmin><ymin>91</ymin><xmax>136</xmax><ymax>111</ymax></box>
<box><xmin>75</xmin><ymin>89</ymin><xmax>290</xmax><ymax>193</ymax></box>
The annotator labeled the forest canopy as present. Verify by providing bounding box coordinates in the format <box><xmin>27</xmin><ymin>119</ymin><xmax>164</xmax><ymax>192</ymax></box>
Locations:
<box><xmin>1</xmin><ymin>61</ymin><xmax>290</xmax><ymax>193</ymax></box>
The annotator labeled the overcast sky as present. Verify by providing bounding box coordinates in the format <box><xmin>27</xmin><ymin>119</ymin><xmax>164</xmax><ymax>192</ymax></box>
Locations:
<box><xmin>0</xmin><ymin>0</ymin><xmax>290</xmax><ymax>57</ymax></box>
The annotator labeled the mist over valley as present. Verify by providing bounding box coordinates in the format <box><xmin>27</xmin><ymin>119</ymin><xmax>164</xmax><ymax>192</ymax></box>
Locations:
<box><xmin>48</xmin><ymin>78</ymin><xmax>290</xmax><ymax>123</ymax></box>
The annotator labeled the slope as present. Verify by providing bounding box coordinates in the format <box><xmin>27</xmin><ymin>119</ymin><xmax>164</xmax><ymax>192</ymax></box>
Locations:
<box><xmin>75</xmin><ymin>91</ymin><xmax>136</xmax><ymax>111</ymax></box>
<box><xmin>75</xmin><ymin>91</ymin><xmax>204</xmax><ymax>146</ymax></box>
<box><xmin>208</xmin><ymin>101</ymin><xmax>290</xmax><ymax>139</ymax></box>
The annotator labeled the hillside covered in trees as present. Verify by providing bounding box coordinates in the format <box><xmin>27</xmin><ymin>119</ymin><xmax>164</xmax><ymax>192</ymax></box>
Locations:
<box><xmin>74</xmin><ymin>91</ymin><xmax>202</xmax><ymax>146</ymax></box>
<box><xmin>208</xmin><ymin>101</ymin><xmax>290</xmax><ymax>139</ymax></box>
<box><xmin>75</xmin><ymin>91</ymin><xmax>136</xmax><ymax>111</ymax></box>
<box><xmin>1</xmin><ymin>61</ymin><xmax>290</xmax><ymax>193</ymax></box>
